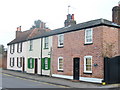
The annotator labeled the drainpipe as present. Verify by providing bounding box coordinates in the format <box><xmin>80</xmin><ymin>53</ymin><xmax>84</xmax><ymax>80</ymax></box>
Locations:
<box><xmin>40</xmin><ymin>38</ymin><xmax>43</xmax><ymax>76</ymax></box>
<box><xmin>50</xmin><ymin>47</ymin><xmax>52</xmax><ymax>77</ymax></box>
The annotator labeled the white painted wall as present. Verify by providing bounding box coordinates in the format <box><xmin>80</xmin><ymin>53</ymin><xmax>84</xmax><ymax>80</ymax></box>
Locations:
<box><xmin>42</xmin><ymin>36</ymin><xmax>52</xmax><ymax>75</ymax></box>
<box><xmin>7</xmin><ymin>42</ymin><xmax>27</xmax><ymax>71</ymax></box>
<box><xmin>25</xmin><ymin>39</ymin><xmax>41</xmax><ymax>74</ymax></box>
<box><xmin>7</xmin><ymin>36</ymin><xmax>53</xmax><ymax>76</ymax></box>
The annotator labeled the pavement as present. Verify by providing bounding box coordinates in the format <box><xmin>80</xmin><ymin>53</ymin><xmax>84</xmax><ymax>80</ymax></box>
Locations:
<box><xmin>1</xmin><ymin>69</ymin><xmax>120</xmax><ymax>88</ymax></box>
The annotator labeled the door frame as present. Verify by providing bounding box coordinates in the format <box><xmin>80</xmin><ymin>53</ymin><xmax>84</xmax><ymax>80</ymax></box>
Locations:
<box><xmin>73</xmin><ymin>57</ymin><xmax>80</xmax><ymax>80</ymax></box>
<box><xmin>22</xmin><ymin>57</ymin><xmax>25</xmax><ymax>72</ymax></box>
<box><xmin>34</xmin><ymin>58</ymin><xmax>38</xmax><ymax>74</ymax></box>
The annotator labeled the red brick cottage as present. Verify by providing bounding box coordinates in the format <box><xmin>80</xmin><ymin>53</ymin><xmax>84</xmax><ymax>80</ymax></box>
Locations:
<box><xmin>51</xmin><ymin>4</ymin><xmax>120</xmax><ymax>83</ymax></box>
<box><xmin>51</xmin><ymin>14</ymin><xmax>120</xmax><ymax>83</ymax></box>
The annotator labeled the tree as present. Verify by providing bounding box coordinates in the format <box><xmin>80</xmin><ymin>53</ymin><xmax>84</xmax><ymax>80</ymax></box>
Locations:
<box><xmin>0</xmin><ymin>45</ymin><xmax>4</xmax><ymax>54</ymax></box>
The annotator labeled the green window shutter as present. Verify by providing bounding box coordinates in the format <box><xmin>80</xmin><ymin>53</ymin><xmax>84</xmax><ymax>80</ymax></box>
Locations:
<box><xmin>42</xmin><ymin>58</ymin><xmax>45</xmax><ymax>69</ymax></box>
<box><xmin>28</xmin><ymin>58</ymin><xmax>34</xmax><ymax>69</ymax></box>
<box><xmin>28</xmin><ymin>58</ymin><xmax>30</xmax><ymax>69</ymax></box>
<box><xmin>48</xmin><ymin>58</ymin><xmax>51</xmax><ymax>70</ymax></box>
<box><xmin>32</xmin><ymin>58</ymin><xmax>34</xmax><ymax>69</ymax></box>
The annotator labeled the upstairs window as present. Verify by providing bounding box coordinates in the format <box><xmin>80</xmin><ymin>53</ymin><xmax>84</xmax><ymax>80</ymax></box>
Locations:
<box><xmin>10</xmin><ymin>44</ymin><xmax>15</xmax><ymax>54</ymax></box>
<box><xmin>85</xmin><ymin>28</ymin><xmax>93</xmax><ymax>44</ymax></box>
<box><xmin>44</xmin><ymin>37</ymin><xmax>49</xmax><ymax>49</ymax></box>
<box><xmin>17</xmin><ymin>43</ymin><xmax>22</xmax><ymax>53</ymax></box>
<box><xmin>29</xmin><ymin>40</ymin><xmax>33</xmax><ymax>51</ymax></box>
<box><xmin>58</xmin><ymin>34</ymin><xmax>64</xmax><ymax>47</ymax></box>
<box><xmin>84</xmin><ymin>56</ymin><xmax>92</xmax><ymax>73</ymax></box>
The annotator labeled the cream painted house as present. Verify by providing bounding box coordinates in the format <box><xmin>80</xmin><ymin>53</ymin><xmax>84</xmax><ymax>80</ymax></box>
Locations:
<box><xmin>7</xmin><ymin>20</ymin><xmax>52</xmax><ymax>76</ymax></box>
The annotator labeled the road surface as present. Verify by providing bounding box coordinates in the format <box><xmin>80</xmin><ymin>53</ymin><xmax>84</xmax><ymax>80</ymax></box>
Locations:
<box><xmin>1</xmin><ymin>73</ymin><xmax>67</xmax><ymax>89</ymax></box>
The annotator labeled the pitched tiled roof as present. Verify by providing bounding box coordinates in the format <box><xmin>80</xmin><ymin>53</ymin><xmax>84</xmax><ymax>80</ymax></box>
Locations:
<box><xmin>7</xmin><ymin>28</ymin><xmax>49</xmax><ymax>45</ymax></box>
<box><xmin>8</xmin><ymin>18</ymin><xmax>120</xmax><ymax>45</ymax></box>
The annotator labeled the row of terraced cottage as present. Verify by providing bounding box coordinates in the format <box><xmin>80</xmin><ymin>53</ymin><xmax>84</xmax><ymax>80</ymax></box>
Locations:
<box><xmin>7</xmin><ymin>4</ymin><xmax>120</xmax><ymax>83</ymax></box>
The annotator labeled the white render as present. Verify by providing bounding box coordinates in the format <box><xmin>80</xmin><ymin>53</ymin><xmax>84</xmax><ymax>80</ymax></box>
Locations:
<box><xmin>7</xmin><ymin>36</ymin><xmax>52</xmax><ymax>76</ymax></box>
<box><xmin>42</xmin><ymin>36</ymin><xmax>52</xmax><ymax>75</ymax></box>
<box><xmin>7</xmin><ymin>42</ymin><xmax>28</xmax><ymax>71</ymax></box>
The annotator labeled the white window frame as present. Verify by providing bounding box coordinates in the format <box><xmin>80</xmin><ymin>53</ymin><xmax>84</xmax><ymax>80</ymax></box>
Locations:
<box><xmin>30</xmin><ymin>58</ymin><xmax>33</xmax><ymax>69</ymax></box>
<box><xmin>17</xmin><ymin>43</ymin><xmax>22</xmax><ymax>53</ymax></box>
<box><xmin>58</xmin><ymin>34</ymin><xmax>64</xmax><ymax>47</ymax></box>
<box><xmin>44</xmin><ymin>57</ymin><xmax>48</xmax><ymax>69</ymax></box>
<box><xmin>29</xmin><ymin>40</ymin><xmax>33</xmax><ymax>51</ymax></box>
<box><xmin>10</xmin><ymin>57</ymin><xmax>14</xmax><ymax>67</ymax></box>
<box><xmin>44</xmin><ymin>37</ymin><xmax>49</xmax><ymax>49</ymax></box>
<box><xmin>58</xmin><ymin>57</ymin><xmax>64</xmax><ymax>70</ymax></box>
<box><xmin>10</xmin><ymin>44</ymin><xmax>14</xmax><ymax>54</ymax></box>
<box><xmin>17</xmin><ymin>57</ymin><xmax>22</xmax><ymax>68</ymax></box>
<box><xmin>84</xmin><ymin>56</ymin><xmax>92</xmax><ymax>73</ymax></box>
<box><xmin>85</xmin><ymin>28</ymin><xmax>93</xmax><ymax>44</ymax></box>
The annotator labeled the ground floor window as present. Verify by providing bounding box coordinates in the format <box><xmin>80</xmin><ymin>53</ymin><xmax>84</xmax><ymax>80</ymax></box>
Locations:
<box><xmin>58</xmin><ymin>57</ymin><xmax>63</xmax><ymax>71</ymax></box>
<box><xmin>10</xmin><ymin>57</ymin><xmax>14</xmax><ymax>67</ymax></box>
<box><xmin>28</xmin><ymin>58</ymin><xmax>34</xmax><ymax>69</ymax></box>
<box><xmin>84</xmin><ymin>56</ymin><xmax>92</xmax><ymax>73</ymax></box>
<box><xmin>42</xmin><ymin>57</ymin><xmax>50</xmax><ymax>70</ymax></box>
<box><xmin>17</xmin><ymin>57</ymin><xmax>22</xmax><ymax>68</ymax></box>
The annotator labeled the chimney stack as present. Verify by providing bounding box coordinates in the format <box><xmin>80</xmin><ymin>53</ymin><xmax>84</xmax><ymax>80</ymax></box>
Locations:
<box><xmin>16</xmin><ymin>26</ymin><xmax>22</xmax><ymax>38</ymax></box>
<box><xmin>112</xmin><ymin>2</ymin><xmax>120</xmax><ymax>25</ymax></box>
<box><xmin>64</xmin><ymin>14</ymin><xmax>76</xmax><ymax>27</ymax></box>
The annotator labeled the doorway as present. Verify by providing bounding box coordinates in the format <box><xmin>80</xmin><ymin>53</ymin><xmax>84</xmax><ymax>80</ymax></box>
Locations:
<box><xmin>34</xmin><ymin>58</ymin><xmax>38</xmax><ymax>74</ymax></box>
<box><xmin>73</xmin><ymin>58</ymin><xmax>80</xmax><ymax>80</ymax></box>
<box><xmin>22</xmin><ymin>57</ymin><xmax>25</xmax><ymax>72</ymax></box>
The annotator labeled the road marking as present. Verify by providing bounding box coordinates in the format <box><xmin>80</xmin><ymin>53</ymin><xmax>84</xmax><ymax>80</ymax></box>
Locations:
<box><xmin>2</xmin><ymin>73</ymin><xmax>69</xmax><ymax>88</ymax></box>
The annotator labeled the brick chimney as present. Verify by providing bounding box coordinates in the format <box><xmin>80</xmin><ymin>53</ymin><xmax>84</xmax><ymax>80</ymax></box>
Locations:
<box><xmin>112</xmin><ymin>2</ymin><xmax>120</xmax><ymax>25</ymax></box>
<box><xmin>16</xmin><ymin>26</ymin><xmax>22</xmax><ymax>38</ymax></box>
<box><xmin>64</xmin><ymin>14</ymin><xmax>76</xmax><ymax>27</ymax></box>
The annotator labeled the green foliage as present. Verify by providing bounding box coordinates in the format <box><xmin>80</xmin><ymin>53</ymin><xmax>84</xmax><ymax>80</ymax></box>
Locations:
<box><xmin>0</xmin><ymin>45</ymin><xmax>4</xmax><ymax>54</ymax></box>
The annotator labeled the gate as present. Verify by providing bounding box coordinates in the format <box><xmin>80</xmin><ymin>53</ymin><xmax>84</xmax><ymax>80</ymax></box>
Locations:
<box><xmin>104</xmin><ymin>56</ymin><xmax>120</xmax><ymax>84</ymax></box>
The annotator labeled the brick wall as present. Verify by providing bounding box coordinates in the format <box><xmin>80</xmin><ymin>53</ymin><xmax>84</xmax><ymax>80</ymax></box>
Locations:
<box><xmin>52</xmin><ymin>26</ymin><xmax>119</xmax><ymax>79</ymax></box>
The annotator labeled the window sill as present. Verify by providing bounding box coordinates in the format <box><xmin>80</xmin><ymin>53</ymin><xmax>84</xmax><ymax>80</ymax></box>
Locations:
<box><xmin>10</xmin><ymin>53</ymin><xmax>14</xmax><ymax>54</ymax></box>
<box><xmin>83</xmin><ymin>71</ymin><xmax>92</xmax><ymax>74</ymax></box>
<box><xmin>44</xmin><ymin>48</ymin><xmax>49</xmax><ymax>50</ymax></box>
<box><xmin>57</xmin><ymin>46</ymin><xmax>64</xmax><ymax>48</ymax></box>
<box><xmin>57</xmin><ymin>70</ymin><xmax>64</xmax><ymax>72</ymax></box>
<box><xmin>29</xmin><ymin>50</ymin><xmax>33</xmax><ymax>51</ymax></box>
<box><xmin>84</xmin><ymin>43</ymin><xmax>93</xmax><ymax>45</ymax></box>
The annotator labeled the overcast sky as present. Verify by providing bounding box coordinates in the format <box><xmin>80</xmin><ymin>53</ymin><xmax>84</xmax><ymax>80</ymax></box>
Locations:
<box><xmin>0</xmin><ymin>0</ymin><xmax>119</xmax><ymax>48</ymax></box>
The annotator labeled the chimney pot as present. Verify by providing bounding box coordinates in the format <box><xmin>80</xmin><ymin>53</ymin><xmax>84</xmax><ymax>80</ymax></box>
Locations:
<box><xmin>72</xmin><ymin>14</ymin><xmax>74</xmax><ymax>20</ymax></box>
<box><xmin>119</xmin><ymin>1</ymin><xmax>120</xmax><ymax>6</ymax></box>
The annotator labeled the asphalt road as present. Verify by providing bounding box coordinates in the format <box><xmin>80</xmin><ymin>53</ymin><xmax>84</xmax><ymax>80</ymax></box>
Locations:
<box><xmin>1</xmin><ymin>73</ymin><xmax>67</xmax><ymax>89</ymax></box>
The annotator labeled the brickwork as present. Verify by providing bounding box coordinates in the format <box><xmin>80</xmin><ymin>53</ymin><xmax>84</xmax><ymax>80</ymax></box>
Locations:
<box><xmin>52</xmin><ymin>26</ymin><xmax>120</xmax><ymax>79</ymax></box>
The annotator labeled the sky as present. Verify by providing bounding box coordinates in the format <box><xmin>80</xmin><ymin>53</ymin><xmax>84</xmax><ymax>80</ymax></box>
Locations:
<box><xmin>0</xmin><ymin>0</ymin><xmax>119</xmax><ymax>48</ymax></box>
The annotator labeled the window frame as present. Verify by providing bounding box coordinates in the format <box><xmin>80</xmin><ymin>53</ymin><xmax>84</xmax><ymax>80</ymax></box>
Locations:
<box><xmin>58</xmin><ymin>57</ymin><xmax>64</xmax><ymax>71</ymax></box>
<box><xmin>29</xmin><ymin>40</ymin><xmax>33</xmax><ymax>51</ymax></box>
<box><xmin>10</xmin><ymin>44</ymin><xmax>15</xmax><ymax>54</ymax></box>
<box><xmin>10</xmin><ymin>57</ymin><xmax>14</xmax><ymax>67</ymax></box>
<box><xmin>58</xmin><ymin>34</ymin><xmax>64</xmax><ymax>47</ymax></box>
<box><xmin>44</xmin><ymin>37</ymin><xmax>49</xmax><ymax>49</ymax></box>
<box><xmin>84</xmin><ymin>56</ymin><xmax>92</xmax><ymax>73</ymax></box>
<box><xmin>17</xmin><ymin>43</ymin><xmax>22</xmax><ymax>53</ymax></box>
<box><xmin>44</xmin><ymin>57</ymin><xmax>48</xmax><ymax>70</ymax></box>
<box><xmin>85</xmin><ymin>28</ymin><xmax>93</xmax><ymax>44</ymax></box>
<box><xmin>17</xmin><ymin>57</ymin><xmax>22</xmax><ymax>68</ymax></box>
